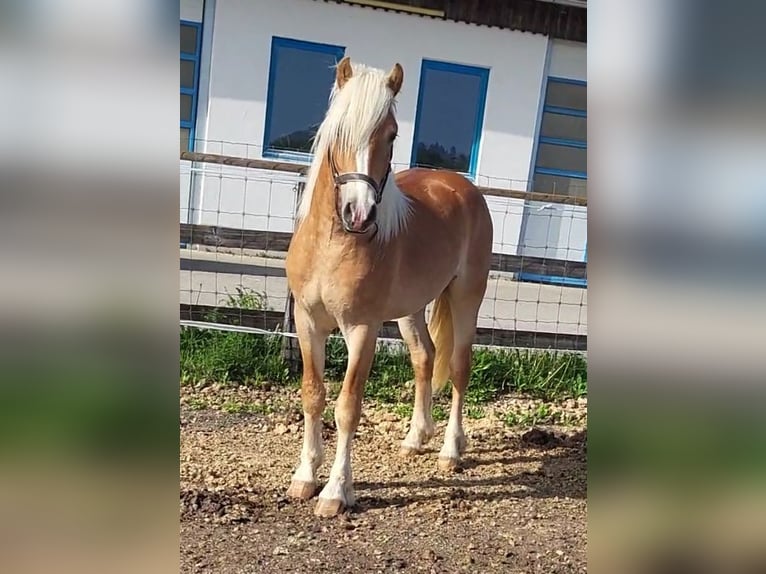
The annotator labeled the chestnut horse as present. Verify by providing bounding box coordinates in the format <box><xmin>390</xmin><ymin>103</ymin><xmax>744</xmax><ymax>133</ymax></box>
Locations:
<box><xmin>285</xmin><ymin>56</ymin><xmax>492</xmax><ymax>517</ymax></box>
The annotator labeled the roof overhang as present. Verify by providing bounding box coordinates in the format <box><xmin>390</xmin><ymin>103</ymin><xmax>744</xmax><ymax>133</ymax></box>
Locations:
<box><xmin>319</xmin><ymin>0</ymin><xmax>587</xmax><ymax>43</ymax></box>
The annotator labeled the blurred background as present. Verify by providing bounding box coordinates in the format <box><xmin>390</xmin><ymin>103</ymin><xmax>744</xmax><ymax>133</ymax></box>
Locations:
<box><xmin>0</xmin><ymin>0</ymin><xmax>764</xmax><ymax>573</ymax></box>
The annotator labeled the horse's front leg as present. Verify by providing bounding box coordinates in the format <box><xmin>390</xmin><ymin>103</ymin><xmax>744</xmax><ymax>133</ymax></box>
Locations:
<box><xmin>287</xmin><ymin>304</ymin><xmax>330</xmax><ymax>501</ymax></box>
<box><xmin>315</xmin><ymin>323</ymin><xmax>379</xmax><ymax>517</ymax></box>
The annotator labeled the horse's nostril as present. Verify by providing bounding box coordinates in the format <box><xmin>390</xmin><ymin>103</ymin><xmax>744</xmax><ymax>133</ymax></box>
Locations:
<box><xmin>366</xmin><ymin>204</ymin><xmax>377</xmax><ymax>223</ymax></box>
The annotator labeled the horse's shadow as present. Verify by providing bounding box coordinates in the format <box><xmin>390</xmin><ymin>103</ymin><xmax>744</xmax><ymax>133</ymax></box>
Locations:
<box><xmin>352</xmin><ymin>429</ymin><xmax>587</xmax><ymax>511</ymax></box>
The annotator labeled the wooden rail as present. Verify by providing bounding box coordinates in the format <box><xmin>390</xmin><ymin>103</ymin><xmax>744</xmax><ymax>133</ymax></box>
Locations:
<box><xmin>180</xmin><ymin>223</ymin><xmax>587</xmax><ymax>280</ymax></box>
<box><xmin>180</xmin><ymin>150</ymin><xmax>587</xmax><ymax>207</ymax></box>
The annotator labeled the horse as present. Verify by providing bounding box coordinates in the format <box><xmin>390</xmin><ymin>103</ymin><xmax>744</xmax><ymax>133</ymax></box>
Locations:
<box><xmin>284</xmin><ymin>56</ymin><xmax>493</xmax><ymax>517</ymax></box>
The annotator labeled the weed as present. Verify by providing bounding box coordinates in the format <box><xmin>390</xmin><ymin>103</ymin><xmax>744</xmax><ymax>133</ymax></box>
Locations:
<box><xmin>466</xmin><ymin>405</ymin><xmax>485</xmax><ymax>419</ymax></box>
<box><xmin>501</xmin><ymin>402</ymin><xmax>570</xmax><ymax>428</ymax></box>
<box><xmin>433</xmin><ymin>404</ymin><xmax>447</xmax><ymax>422</ymax></box>
<box><xmin>222</xmin><ymin>286</ymin><xmax>270</xmax><ymax>311</ymax></box>
<box><xmin>186</xmin><ymin>396</ymin><xmax>208</xmax><ymax>411</ymax></box>
<box><xmin>391</xmin><ymin>403</ymin><xmax>413</xmax><ymax>420</ymax></box>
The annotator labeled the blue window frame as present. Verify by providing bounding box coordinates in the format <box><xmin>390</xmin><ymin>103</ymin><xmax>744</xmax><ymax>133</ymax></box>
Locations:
<box><xmin>262</xmin><ymin>37</ymin><xmax>346</xmax><ymax>161</ymax></box>
<box><xmin>410</xmin><ymin>59</ymin><xmax>489</xmax><ymax>177</ymax></box>
<box><xmin>180</xmin><ymin>20</ymin><xmax>202</xmax><ymax>151</ymax></box>
<box><xmin>531</xmin><ymin>77</ymin><xmax>587</xmax><ymax>198</ymax></box>
<box><xmin>521</xmin><ymin>76</ymin><xmax>588</xmax><ymax>288</ymax></box>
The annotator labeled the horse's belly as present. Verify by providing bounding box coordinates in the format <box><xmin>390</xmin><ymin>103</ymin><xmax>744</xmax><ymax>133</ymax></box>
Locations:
<box><xmin>383</xmin><ymin>280</ymin><xmax>448</xmax><ymax>320</ymax></box>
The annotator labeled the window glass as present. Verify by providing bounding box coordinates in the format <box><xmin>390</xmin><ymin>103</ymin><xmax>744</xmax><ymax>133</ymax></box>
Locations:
<box><xmin>180</xmin><ymin>59</ymin><xmax>195</xmax><ymax>89</ymax></box>
<box><xmin>545</xmin><ymin>80</ymin><xmax>586</xmax><ymax>111</ymax></box>
<box><xmin>411</xmin><ymin>61</ymin><xmax>489</xmax><ymax>174</ymax></box>
<box><xmin>264</xmin><ymin>38</ymin><xmax>345</xmax><ymax>155</ymax></box>
<box><xmin>181</xmin><ymin>94</ymin><xmax>193</xmax><ymax>122</ymax></box>
<box><xmin>180</xmin><ymin>24</ymin><xmax>198</xmax><ymax>55</ymax></box>
<box><xmin>180</xmin><ymin>128</ymin><xmax>190</xmax><ymax>152</ymax></box>
<box><xmin>540</xmin><ymin>112</ymin><xmax>586</xmax><ymax>142</ymax></box>
<box><xmin>536</xmin><ymin>143</ymin><xmax>587</xmax><ymax>174</ymax></box>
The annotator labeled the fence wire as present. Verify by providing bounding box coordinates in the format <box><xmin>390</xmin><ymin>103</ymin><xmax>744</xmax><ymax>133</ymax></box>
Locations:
<box><xmin>180</xmin><ymin>147</ymin><xmax>587</xmax><ymax>353</ymax></box>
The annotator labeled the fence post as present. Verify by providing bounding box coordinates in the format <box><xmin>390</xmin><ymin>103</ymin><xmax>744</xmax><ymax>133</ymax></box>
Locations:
<box><xmin>281</xmin><ymin>180</ymin><xmax>305</xmax><ymax>374</ymax></box>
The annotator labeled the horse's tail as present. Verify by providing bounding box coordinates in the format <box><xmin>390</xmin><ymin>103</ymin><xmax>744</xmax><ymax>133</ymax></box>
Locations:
<box><xmin>428</xmin><ymin>289</ymin><xmax>454</xmax><ymax>395</ymax></box>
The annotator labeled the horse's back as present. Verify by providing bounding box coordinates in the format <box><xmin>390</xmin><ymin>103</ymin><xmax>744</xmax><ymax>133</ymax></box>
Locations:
<box><xmin>394</xmin><ymin>167</ymin><xmax>492</xmax><ymax>251</ymax></box>
<box><xmin>393</xmin><ymin>167</ymin><xmax>492</xmax><ymax>287</ymax></box>
<box><xmin>395</xmin><ymin>167</ymin><xmax>485</xmax><ymax>205</ymax></box>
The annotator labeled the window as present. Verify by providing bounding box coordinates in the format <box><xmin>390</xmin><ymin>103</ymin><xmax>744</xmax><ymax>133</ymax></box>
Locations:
<box><xmin>532</xmin><ymin>77</ymin><xmax>587</xmax><ymax>198</ymax></box>
<box><xmin>519</xmin><ymin>76</ymin><xmax>587</xmax><ymax>288</ymax></box>
<box><xmin>180</xmin><ymin>20</ymin><xmax>202</xmax><ymax>151</ymax></box>
<box><xmin>263</xmin><ymin>37</ymin><xmax>345</xmax><ymax>159</ymax></box>
<box><xmin>410</xmin><ymin>59</ymin><xmax>489</xmax><ymax>176</ymax></box>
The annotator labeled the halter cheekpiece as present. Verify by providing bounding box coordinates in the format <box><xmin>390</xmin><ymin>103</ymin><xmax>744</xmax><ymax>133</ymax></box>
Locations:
<box><xmin>328</xmin><ymin>147</ymin><xmax>391</xmax><ymax>212</ymax></box>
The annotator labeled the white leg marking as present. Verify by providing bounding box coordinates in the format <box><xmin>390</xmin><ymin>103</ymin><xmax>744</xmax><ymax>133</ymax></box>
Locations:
<box><xmin>401</xmin><ymin>387</ymin><xmax>434</xmax><ymax>451</ymax></box>
<box><xmin>318</xmin><ymin>427</ymin><xmax>355</xmax><ymax>506</ymax></box>
<box><xmin>292</xmin><ymin>412</ymin><xmax>323</xmax><ymax>484</ymax></box>
<box><xmin>439</xmin><ymin>399</ymin><xmax>466</xmax><ymax>461</ymax></box>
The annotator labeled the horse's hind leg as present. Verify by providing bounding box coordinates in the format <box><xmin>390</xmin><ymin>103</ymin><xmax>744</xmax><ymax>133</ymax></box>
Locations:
<box><xmin>398</xmin><ymin>309</ymin><xmax>435</xmax><ymax>456</ymax></box>
<box><xmin>438</xmin><ymin>289</ymin><xmax>483</xmax><ymax>472</ymax></box>
<box><xmin>287</xmin><ymin>304</ymin><xmax>330</xmax><ymax>501</ymax></box>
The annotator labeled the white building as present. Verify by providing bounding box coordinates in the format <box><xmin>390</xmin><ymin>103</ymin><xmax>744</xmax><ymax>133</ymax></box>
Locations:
<box><xmin>180</xmin><ymin>0</ymin><xmax>587</xmax><ymax>288</ymax></box>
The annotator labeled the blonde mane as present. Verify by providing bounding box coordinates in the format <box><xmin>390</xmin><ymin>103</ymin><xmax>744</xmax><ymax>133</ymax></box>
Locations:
<box><xmin>297</xmin><ymin>61</ymin><xmax>411</xmax><ymax>243</ymax></box>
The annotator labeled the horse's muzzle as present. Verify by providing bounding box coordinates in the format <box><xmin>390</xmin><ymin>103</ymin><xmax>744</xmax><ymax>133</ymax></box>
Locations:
<box><xmin>341</xmin><ymin>202</ymin><xmax>377</xmax><ymax>234</ymax></box>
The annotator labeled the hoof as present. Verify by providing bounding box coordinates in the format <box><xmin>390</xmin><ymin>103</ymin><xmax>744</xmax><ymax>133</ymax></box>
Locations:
<box><xmin>399</xmin><ymin>445</ymin><xmax>425</xmax><ymax>457</ymax></box>
<box><xmin>287</xmin><ymin>480</ymin><xmax>317</xmax><ymax>500</ymax></box>
<box><xmin>438</xmin><ymin>456</ymin><xmax>462</xmax><ymax>472</ymax></box>
<box><xmin>314</xmin><ymin>497</ymin><xmax>346</xmax><ymax>518</ymax></box>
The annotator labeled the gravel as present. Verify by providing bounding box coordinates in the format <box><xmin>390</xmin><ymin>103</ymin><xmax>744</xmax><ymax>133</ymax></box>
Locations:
<box><xmin>180</xmin><ymin>384</ymin><xmax>587</xmax><ymax>573</ymax></box>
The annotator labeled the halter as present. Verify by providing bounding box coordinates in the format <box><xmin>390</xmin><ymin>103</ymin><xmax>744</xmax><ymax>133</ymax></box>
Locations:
<box><xmin>328</xmin><ymin>147</ymin><xmax>391</xmax><ymax>235</ymax></box>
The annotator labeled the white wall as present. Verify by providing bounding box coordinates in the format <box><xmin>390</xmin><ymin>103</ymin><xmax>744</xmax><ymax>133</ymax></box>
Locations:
<box><xmin>548</xmin><ymin>39</ymin><xmax>587</xmax><ymax>80</ymax></box>
<box><xmin>188</xmin><ymin>0</ymin><xmax>551</xmax><ymax>253</ymax></box>
<box><xmin>181</xmin><ymin>0</ymin><xmax>204</xmax><ymax>22</ymax></box>
<box><xmin>206</xmin><ymin>0</ymin><xmax>547</xmax><ymax>178</ymax></box>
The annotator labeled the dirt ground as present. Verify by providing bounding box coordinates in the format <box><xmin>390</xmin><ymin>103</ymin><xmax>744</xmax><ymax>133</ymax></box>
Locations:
<box><xmin>180</xmin><ymin>385</ymin><xmax>587</xmax><ymax>573</ymax></box>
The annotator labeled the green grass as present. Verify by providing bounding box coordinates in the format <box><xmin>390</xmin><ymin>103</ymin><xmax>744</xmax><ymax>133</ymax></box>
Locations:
<box><xmin>221</xmin><ymin>399</ymin><xmax>274</xmax><ymax>415</ymax></box>
<box><xmin>180</xmin><ymin>326</ymin><xmax>587</xmax><ymax>405</ymax></box>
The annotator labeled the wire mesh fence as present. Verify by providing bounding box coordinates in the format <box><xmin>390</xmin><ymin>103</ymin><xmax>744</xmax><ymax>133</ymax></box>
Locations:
<box><xmin>179</xmin><ymin>145</ymin><xmax>587</xmax><ymax>353</ymax></box>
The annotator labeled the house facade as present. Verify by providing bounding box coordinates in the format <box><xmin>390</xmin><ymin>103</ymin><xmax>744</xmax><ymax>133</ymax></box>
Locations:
<box><xmin>180</xmin><ymin>0</ymin><xmax>587</xmax><ymax>286</ymax></box>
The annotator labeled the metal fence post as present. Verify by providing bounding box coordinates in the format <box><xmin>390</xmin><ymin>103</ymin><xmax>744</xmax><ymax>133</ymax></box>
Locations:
<box><xmin>281</xmin><ymin>180</ymin><xmax>305</xmax><ymax>374</ymax></box>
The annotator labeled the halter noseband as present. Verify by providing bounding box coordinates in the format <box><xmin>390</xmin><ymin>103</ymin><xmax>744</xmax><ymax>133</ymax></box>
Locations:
<box><xmin>328</xmin><ymin>147</ymin><xmax>391</xmax><ymax>212</ymax></box>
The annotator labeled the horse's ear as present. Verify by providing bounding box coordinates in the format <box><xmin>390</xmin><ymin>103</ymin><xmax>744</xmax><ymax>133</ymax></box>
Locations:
<box><xmin>336</xmin><ymin>56</ymin><xmax>353</xmax><ymax>89</ymax></box>
<box><xmin>387</xmin><ymin>63</ymin><xmax>403</xmax><ymax>96</ymax></box>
